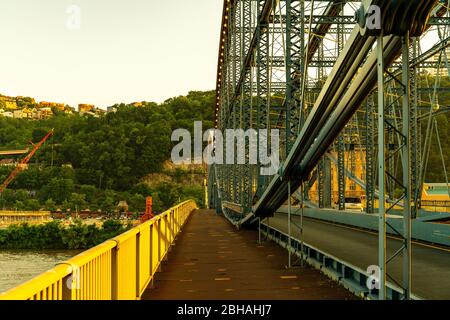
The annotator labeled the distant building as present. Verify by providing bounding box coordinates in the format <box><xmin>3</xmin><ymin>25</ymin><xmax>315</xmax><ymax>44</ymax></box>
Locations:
<box><xmin>421</xmin><ymin>183</ymin><xmax>450</xmax><ymax>213</ymax></box>
<box><xmin>13</xmin><ymin>109</ymin><xmax>24</xmax><ymax>119</ymax></box>
<box><xmin>78</xmin><ymin>104</ymin><xmax>96</xmax><ymax>113</ymax></box>
<box><xmin>1</xmin><ymin>111</ymin><xmax>13</xmax><ymax>118</ymax></box>
<box><xmin>132</xmin><ymin>102</ymin><xmax>145</xmax><ymax>107</ymax></box>
<box><xmin>39</xmin><ymin>101</ymin><xmax>66</xmax><ymax>111</ymax></box>
<box><xmin>95</xmin><ymin>108</ymin><xmax>106</xmax><ymax>116</ymax></box>
<box><xmin>16</xmin><ymin>96</ymin><xmax>36</xmax><ymax>104</ymax></box>
<box><xmin>65</xmin><ymin>107</ymin><xmax>75</xmax><ymax>114</ymax></box>
<box><xmin>39</xmin><ymin>107</ymin><xmax>54</xmax><ymax>119</ymax></box>
<box><xmin>0</xmin><ymin>96</ymin><xmax>18</xmax><ymax>110</ymax></box>
<box><xmin>0</xmin><ymin>211</ymin><xmax>51</xmax><ymax>227</ymax></box>
<box><xmin>0</xmin><ymin>159</ymin><xmax>15</xmax><ymax>166</ymax></box>
<box><xmin>22</xmin><ymin>108</ymin><xmax>34</xmax><ymax>119</ymax></box>
<box><xmin>107</xmin><ymin>106</ymin><xmax>118</xmax><ymax>113</ymax></box>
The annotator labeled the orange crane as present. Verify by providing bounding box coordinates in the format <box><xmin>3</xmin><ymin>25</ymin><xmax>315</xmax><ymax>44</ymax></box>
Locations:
<box><xmin>0</xmin><ymin>129</ymin><xmax>54</xmax><ymax>193</ymax></box>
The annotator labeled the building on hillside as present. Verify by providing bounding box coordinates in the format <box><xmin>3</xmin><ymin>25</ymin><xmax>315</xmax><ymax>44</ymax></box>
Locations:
<box><xmin>107</xmin><ymin>106</ymin><xmax>118</xmax><ymax>113</ymax></box>
<box><xmin>1</xmin><ymin>111</ymin><xmax>13</xmax><ymax>118</ymax></box>
<box><xmin>39</xmin><ymin>107</ymin><xmax>54</xmax><ymax>119</ymax></box>
<box><xmin>22</xmin><ymin>108</ymin><xmax>34</xmax><ymax>119</ymax></box>
<box><xmin>13</xmin><ymin>109</ymin><xmax>24</xmax><ymax>119</ymax></box>
<box><xmin>39</xmin><ymin>101</ymin><xmax>66</xmax><ymax>111</ymax></box>
<box><xmin>132</xmin><ymin>102</ymin><xmax>145</xmax><ymax>107</ymax></box>
<box><xmin>78</xmin><ymin>104</ymin><xmax>95</xmax><ymax>113</ymax></box>
<box><xmin>95</xmin><ymin>108</ymin><xmax>106</xmax><ymax>116</ymax></box>
<box><xmin>16</xmin><ymin>96</ymin><xmax>36</xmax><ymax>103</ymax></box>
<box><xmin>65</xmin><ymin>107</ymin><xmax>75</xmax><ymax>114</ymax></box>
<box><xmin>0</xmin><ymin>96</ymin><xmax>18</xmax><ymax>110</ymax></box>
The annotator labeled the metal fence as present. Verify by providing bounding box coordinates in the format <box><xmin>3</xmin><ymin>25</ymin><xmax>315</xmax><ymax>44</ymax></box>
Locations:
<box><xmin>0</xmin><ymin>200</ymin><xmax>197</xmax><ymax>300</ymax></box>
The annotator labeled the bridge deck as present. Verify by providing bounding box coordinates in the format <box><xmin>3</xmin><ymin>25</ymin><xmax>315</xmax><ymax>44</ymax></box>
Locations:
<box><xmin>267</xmin><ymin>213</ymin><xmax>450</xmax><ymax>300</ymax></box>
<box><xmin>142</xmin><ymin>210</ymin><xmax>355</xmax><ymax>300</ymax></box>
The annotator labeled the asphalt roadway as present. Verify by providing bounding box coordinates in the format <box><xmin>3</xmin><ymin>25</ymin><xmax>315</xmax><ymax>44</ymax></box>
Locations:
<box><xmin>266</xmin><ymin>212</ymin><xmax>450</xmax><ymax>300</ymax></box>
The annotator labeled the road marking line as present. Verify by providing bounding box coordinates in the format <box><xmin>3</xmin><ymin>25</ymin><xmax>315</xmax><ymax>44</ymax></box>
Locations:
<box><xmin>275</xmin><ymin>215</ymin><xmax>450</xmax><ymax>253</ymax></box>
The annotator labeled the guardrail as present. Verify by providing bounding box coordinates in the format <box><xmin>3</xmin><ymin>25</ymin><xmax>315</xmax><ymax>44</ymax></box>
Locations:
<box><xmin>0</xmin><ymin>200</ymin><xmax>197</xmax><ymax>300</ymax></box>
<box><xmin>260</xmin><ymin>222</ymin><xmax>422</xmax><ymax>300</ymax></box>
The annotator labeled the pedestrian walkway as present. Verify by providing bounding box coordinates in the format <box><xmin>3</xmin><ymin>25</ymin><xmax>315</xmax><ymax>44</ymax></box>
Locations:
<box><xmin>142</xmin><ymin>210</ymin><xmax>355</xmax><ymax>300</ymax></box>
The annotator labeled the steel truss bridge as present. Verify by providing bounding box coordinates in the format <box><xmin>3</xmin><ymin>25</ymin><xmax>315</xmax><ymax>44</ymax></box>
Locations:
<box><xmin>208</xmin><ymin>0</ymin><xmax>450</xmax><ymax>300</ymax></box>
<box><xmin>2</xmin><ymin>0</ymin><xmax>450</xmax><ymax>302</ymax></box>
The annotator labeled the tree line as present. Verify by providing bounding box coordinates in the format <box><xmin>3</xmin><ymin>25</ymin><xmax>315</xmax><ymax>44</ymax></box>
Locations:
<box><xmin>0</xmin><ymin>91</ymin><xmax>214</xmax><ymax>213</ymax></box>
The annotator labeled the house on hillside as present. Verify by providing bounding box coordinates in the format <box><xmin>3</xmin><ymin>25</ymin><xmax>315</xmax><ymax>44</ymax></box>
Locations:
<box><xmin>13</xmin><ymin>109</ymin><xmax>24</xmax><ymax>119</ymax></box>
<box><xmin>1</xmin><ymin>111</ymin><xmax>13</xmax><ymax>118</ymax></box>
<box><xmin>78</xmin><ymin>104</ymin><xmax>95</xmax><ymax>113</ymax></box>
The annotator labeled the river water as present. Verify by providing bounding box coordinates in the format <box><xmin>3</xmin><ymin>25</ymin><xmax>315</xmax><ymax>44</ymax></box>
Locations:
<box><xmin>0</xmin><ymin>250</ymin><xmax>81</xmax><ymax>293</ymax></box>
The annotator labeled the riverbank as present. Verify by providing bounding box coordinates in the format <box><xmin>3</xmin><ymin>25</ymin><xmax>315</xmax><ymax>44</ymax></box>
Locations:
<box><xmin>0</xmin><ymin>219</ymin><xmax>132</xmax><ymax>250</ymax></box>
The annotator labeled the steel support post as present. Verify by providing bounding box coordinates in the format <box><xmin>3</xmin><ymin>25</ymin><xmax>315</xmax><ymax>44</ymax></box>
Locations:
<box><xmin>288</xmin><ymin>181</ymin><xmax>292</xmax><ymax>268</ymax></box>
<box><xmin>401</xmin><ymin>34</ymin><xmax>412</xmax><ymax>300</ymax></box>
<box><xmin>256</xmin><ymin>0</ymin><xmax>270</xmax><ymax>199</ymax></box>
<box><xmin>241</xmin><ymin>0</ymin><xmax>252</xmax><ymax>213</ymax></box>
<box><xmin>377</xmin><ymin>35</ymin><xmax>387</xmax><ymax>300</ymax></box>
<box><xmin>366</xmin><ymin>96</ymin><xmax>376</xmax><ymax>213</ymax></box>
<box><xmin>232</xmin><ymin>0</ymin><xmax>242</xmax><ymax>205</ymax></box>
<box><xmin>318</xmin><ymin>159</ymin><xmax>325</xmax><ymax>207</ymax></box>
<box><xmin>410</xmin><ymin>37</ymin><xmax>420</xmax><ymax>219</ymax></box>
<box><xmin>324</xmin><ymin>157</ymin><xmax>332</xmax><ymax>208</ymax></box>
<box><xmin>285</xmin><ymin>0</ymin><xmax>305</xmax><ymax>156</ymax></box>
<box><xmin>337</xmin><ymin>8</ymin><xmax>346</xmax><ymax>211</ymax></box>
<box><xmin>338</xmin><ymin>136</ymin><xmax>346</xmax><ymax>210</ymax></box>
<box><xmin>300</xmin><ymin>181</ymin><xmax>305</xmax><ymax>267</ymax></box>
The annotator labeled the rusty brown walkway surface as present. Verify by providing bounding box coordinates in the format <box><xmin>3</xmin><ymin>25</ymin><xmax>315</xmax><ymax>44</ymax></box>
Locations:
<box><xmin>141</xmin><ymin>210</ymin><xmax>355</xmax><ymax>300</ymax></box>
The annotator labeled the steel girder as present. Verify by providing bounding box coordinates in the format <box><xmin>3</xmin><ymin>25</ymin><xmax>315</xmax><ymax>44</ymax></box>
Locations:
<box><xmin>213</xmin><ymin>0</ymin><xmax>447</xmax><ymax>228</ymax></box>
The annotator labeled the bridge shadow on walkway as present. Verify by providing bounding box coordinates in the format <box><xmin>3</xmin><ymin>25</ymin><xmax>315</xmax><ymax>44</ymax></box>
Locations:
<box><xmin>141</xmin><ymin>210</ymin><xmax>356</xmax><ymax>300</ymax></box>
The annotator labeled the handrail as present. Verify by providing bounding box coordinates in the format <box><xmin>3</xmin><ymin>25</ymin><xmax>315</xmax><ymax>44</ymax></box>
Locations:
<box><xmin>0</xmin><ymin>200</ymin><xmax>198</xmax><ymax>300</ymax></box>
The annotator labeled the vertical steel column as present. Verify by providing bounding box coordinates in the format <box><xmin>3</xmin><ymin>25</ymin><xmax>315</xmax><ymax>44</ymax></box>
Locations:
<box><xmin>337</xmin><ymin>136</ymin><xmax>346</xmax><ymax>210</ymax></box>
<box><xmin>233</xmin><ymin>0</ymin><xmax>242</xmax><ymax>204</ymax></box>
<box><xmin>324</xmin><ymin>157</ymin><xmax>332</xmax><ymax>208</ymax></box>
<box><xmin>221</xmin><ymin>13</ymin><xmax>232</xmax><ymax>205</ymax></box>
<box><xmin>225</xmin><ymin>2</ymin><xmax>232</xmax><ymax>205</ymax></box>
<box><xmin>401</xmin><ymin>34</ymin><xmax>412</xmax><ymax>300</ymax></box>
<box><xmin>377</xmin><ymin>35</ymin><xmax>386</xmax><ymax>300</ymax></box>
<box><xmin>285</xmin><ymin>0</ymin><xmax>305</xmax><ymax>156</ymax></box>
<box><xmin>410</xmin><ymin>37</ymin><xmax>420</xmax><ymax>219</ymax></box>
<box><xmin>365</xmin><ymin>96</ymin><xmax>375</xmax><ymax>213</ymax></box>
<box><xmin>287</xmin><ymin>181</ymin><xmax>292</xmax><ymax>268</ymax></box>
<box><xmin>240</xmin><ymin>0</ymin><xmax>252</xmax><ymax>212</ymax></box>
<box><xmin>256</xmin><ymin>0</ymin><xmax>270</xmax><ymax>199</ymax></box>
<box><xmin>318</xmin><ymin>159</ymin><xmax>325</xmax><ymax>207</ymax></box>
<box><xmin>317</xmin><ymin>40</ymin><xmax>326</xmax><ymax>208</ymax></box>
<box><xmin>337</xmin><ymin>2</ymin><xmax>346</xmax><ymax>211</ymax></box>
<box><xmin>300</xmin><ymin>181</ymin><xmax>305</xmax><ymax>267</ymax></box>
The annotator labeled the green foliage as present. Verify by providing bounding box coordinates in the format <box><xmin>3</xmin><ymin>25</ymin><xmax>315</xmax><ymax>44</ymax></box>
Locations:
<box><xmin>0</xmin><ymin>91</ymin><xmax>213</xmax><ymax>213</ymax></box>
<box><xmin>0</xmin><ymin>220</ymin><xmax>131</xmax><ymax>250</ymax></box>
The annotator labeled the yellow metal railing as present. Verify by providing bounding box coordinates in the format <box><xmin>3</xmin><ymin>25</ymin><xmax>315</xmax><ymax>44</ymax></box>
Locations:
<box><xmin>0</xmin><ymin>200</ymin><xmax>197</xmax><ymax>300</ymax></box>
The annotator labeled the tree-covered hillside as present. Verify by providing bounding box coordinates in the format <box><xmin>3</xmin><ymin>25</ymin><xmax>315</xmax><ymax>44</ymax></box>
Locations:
<box><xmin>0</xmin><ymin>91</ymin><xmax>214</xmax><ymax>213</ymax></box>
<box><xmin>0</xmin><ymin>86</ymin><xmax>449</xmax><ymax>213</ymax></box>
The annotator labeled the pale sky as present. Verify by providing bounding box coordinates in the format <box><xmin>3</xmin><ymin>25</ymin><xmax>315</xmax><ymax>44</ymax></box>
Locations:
<box><xmin>0</xmin><ymin>0</ymin><xmax>223</xmax><ymax>108</ymax></box>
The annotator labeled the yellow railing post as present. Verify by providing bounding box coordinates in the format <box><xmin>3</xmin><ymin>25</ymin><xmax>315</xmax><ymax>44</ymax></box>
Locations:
<box><xmin>0</xmin><ymin>200</ymin><xmax>197</xmax><ymax>301</ymax></box>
